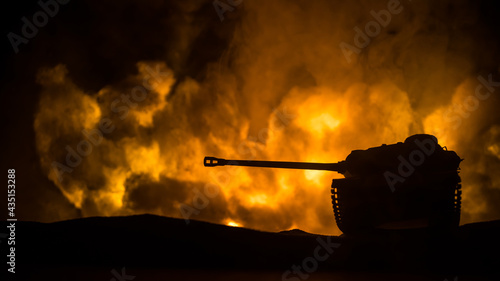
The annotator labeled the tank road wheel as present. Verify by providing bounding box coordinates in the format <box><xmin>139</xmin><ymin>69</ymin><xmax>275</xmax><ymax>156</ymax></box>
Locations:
<box><xmin>330</xmin><ymin>178</ymin><xmax>370</xmax><ymax>235</ymax></box>
<box><xmin>428</xmin><ymin>176</ymin><xmax>462</xmax><ymax>232</ymax></box>
<box><xmin>453</xmin><ymin>182</ymin><xmax>462</xmax><ymax>226</ymax></box>
<box><xmin>331</xmin><ymin>181</ymin><xmax>343</xmax><ymax>232</ymax></box>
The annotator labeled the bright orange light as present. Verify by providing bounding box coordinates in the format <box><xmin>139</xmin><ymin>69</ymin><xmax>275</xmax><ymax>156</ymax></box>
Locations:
<box><xmin>309</xmin><ymin>113</ymin><xmax>340</xmax><ymax>135</ymax></box>
<box><xmin>248</xmin><ymin>193</ymin><xmax>269</xmax><ymax>205</ymax></box>
<box><xmin>125</xmin><ymin>140</ymin><xmax>163</xmax><ymax>181</ymax></box>
<box><xmin>226</xmin><ymin>220</ymin><xmax>241</xmax><ymax>227</ymax></box>
<box><xmin>304</xmin><ymin>170</ymin><xmax>327</xmax><ymax>186</ymax></box>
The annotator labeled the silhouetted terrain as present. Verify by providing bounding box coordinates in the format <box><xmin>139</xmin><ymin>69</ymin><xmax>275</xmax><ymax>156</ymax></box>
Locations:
<box><xmin>2</xmin><ymin>215</ymin><xmax>499</xmax><ymax>280</ymax></box>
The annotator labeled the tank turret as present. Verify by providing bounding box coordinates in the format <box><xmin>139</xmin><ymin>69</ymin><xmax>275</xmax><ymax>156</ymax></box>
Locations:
<box><xmin>204</xmin><ymin>134</ymin><xmax>462</xmax><ymax>234</ymax></box>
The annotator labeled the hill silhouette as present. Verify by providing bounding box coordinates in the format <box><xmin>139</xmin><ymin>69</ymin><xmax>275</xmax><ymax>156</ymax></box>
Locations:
<box><xmin>2</xmin><ymin>215</ymin><xmax>499</xmax><ymax>280</ymax></box>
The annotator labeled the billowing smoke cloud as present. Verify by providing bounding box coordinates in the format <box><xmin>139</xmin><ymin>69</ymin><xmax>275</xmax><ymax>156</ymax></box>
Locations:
<box><xmin>32</xmin><ymin>0</ymin><xmax>500</xmax><ymax>234</ymax></box>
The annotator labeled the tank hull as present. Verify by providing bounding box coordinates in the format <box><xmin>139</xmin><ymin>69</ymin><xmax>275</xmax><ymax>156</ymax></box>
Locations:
<box><xmin>331</xmin><ymin>172</ymin><xmax>461</xmax><ymax>234</ymax></box>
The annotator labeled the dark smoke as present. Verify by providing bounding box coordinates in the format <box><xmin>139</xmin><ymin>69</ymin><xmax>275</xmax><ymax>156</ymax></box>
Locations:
<box><xmin>1</xmin><ymin>0</ymin><xmax>499</xmax><ymax>235</ymax></box>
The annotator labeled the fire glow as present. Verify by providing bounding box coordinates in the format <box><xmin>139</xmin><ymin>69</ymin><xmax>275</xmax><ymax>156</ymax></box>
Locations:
<box><xmin>32</xmin><ymin>0</ymin><xmax>500</xmax><ymax>235</ymax></box>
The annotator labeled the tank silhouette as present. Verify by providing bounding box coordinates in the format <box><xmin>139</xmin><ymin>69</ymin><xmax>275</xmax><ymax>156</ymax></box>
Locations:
<box><xmin>204</xmin><ymin>134</ymin><xmax>462</xmax><ymax>234</ymax></box>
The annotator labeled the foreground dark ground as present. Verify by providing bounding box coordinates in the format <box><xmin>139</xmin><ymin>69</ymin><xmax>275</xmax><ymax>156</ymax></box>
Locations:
<box><xmin>1</xmin><ymin>214</ymin><xmax>499</xmax><ymax>280</ymax></box>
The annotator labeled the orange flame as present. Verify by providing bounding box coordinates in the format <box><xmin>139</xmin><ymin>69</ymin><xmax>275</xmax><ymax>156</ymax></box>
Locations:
<box><xmin>33</xmin><ymin>0</ymin><xmax>500</xmax><ymax>234</ymax></box>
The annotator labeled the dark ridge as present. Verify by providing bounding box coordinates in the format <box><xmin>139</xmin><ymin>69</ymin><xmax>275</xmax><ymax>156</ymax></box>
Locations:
<box><xmin>2</xmin><ymin>215</ymin><xmax>499</xmax><ymax>279</ymax></box>
<box><xmin>278</xmin><ymin>229</ymin><xmax>313</xmax><ymax>236</ymax></box>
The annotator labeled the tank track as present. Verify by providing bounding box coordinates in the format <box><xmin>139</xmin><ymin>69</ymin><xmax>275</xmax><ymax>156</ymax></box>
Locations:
<box><xmin>331</xmin><ymin>182</ymin><xmax>343</xmax><ymax>232</ymax></box>
<box><xmin>453</xmin><ymin>183</ymin><xmax>462</xmax><ymax>223</ymax></box>
<box><xmin>331</xmin><ymin>180</ymin><xmax>462</xmax><ymax>234</ymax></box>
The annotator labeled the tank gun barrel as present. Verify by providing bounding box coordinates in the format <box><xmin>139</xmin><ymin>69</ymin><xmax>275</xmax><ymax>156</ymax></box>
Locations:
<box><xmin>204</xmin><ymin>156</ymin><xmax>346</xmax><ymax>173</ymax></box>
